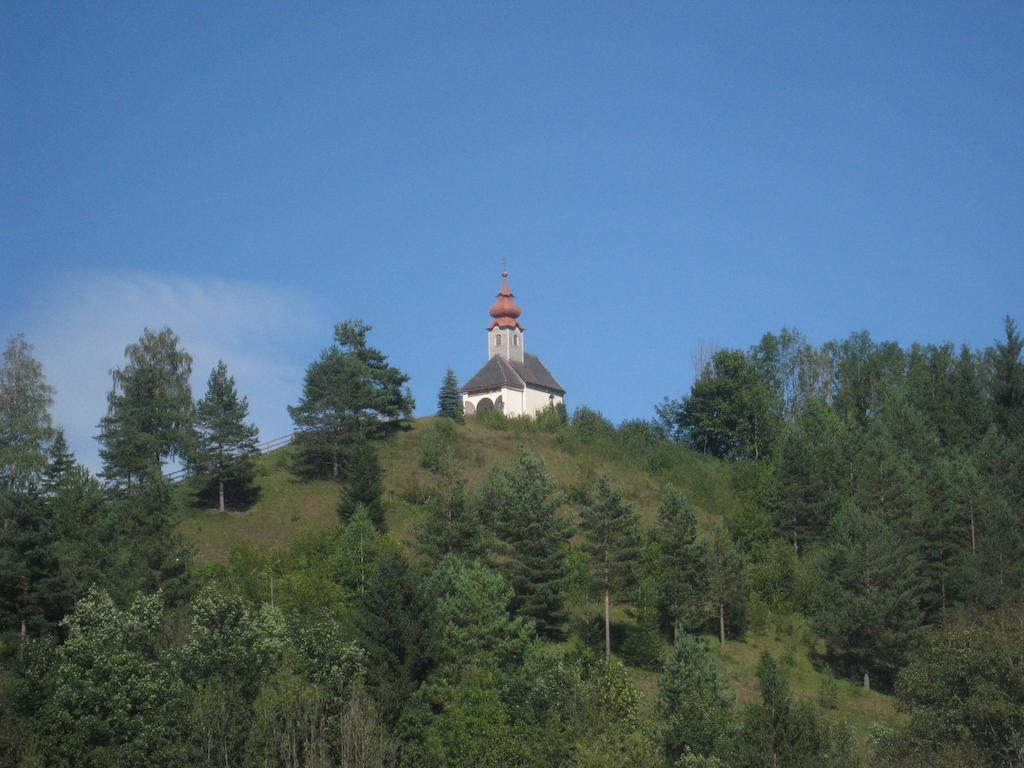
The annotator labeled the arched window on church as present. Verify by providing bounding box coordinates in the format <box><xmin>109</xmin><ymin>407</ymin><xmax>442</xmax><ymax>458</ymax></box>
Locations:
<box><xmin>495</xmin><ymin>335</ymin><xmax>502</xmax><ymax>346</ymax></box>
<box><xmin>513</xmin><ymin>334</ymin><xmax>519</xmax><ymax>347</ymax></box>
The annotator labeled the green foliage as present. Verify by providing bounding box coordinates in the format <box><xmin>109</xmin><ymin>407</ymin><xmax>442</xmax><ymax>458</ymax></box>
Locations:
<box><xmin>398</xmin><ymin>666</ymin><xmax>521</xmax><ymax>768</ymax></box>
<box><xmin>188</xmin><ymin>361</ymin><xmax>259</xmax><ymax>511</ymax></box>
<box><xmin>415</xmin><ymin>472</ymin><xmax>489</xmax><ymax>565</ymax></box>
<box><xmin>895</xmin><ymin>618</ymin><xmax>1024</xmax><ymax>766</ymax></box>
<box><xmin>817</xmin><ymin>503</ymin><xmax>924</xmax><ymax>690</ymax></box>
<box><xmin>578</xmin><ymin>474</ymin><xmax>642</xmax><ymax>656</ymax></box>
<box><xmin>708</xmin><ymin>523</ymin><xmax>748</xmax><ymax>643</ymax></box>
<box><xmin>288</xmin><ymin>319</ymin><xmax>413</xmax><ymax>478</ymax></box>
<box><xmin>437</xmin><ymin>367</ymin><xmax>464</xmax><ymax>419</ymax></box>
<box><xmin>991</xmin><ymin>315</ymin><xmax>1024</xmax><ymax>439</ymax></box>
<box><xmin>652</xmin><ymin>487</ymin><xmax>709</xmax><ymax>634</ymax></box>
<box><xmin>659</xmin><ymin>348</ymin><xmax>781</xmax><ymax>459</ymax></box>
<box><xmin>729</xmin><ymin>652</ymin><xmax>854</xmax><ymax>768</ymax></box>
<box><xmin>0</xmin><ymin>334</ymin><xmax>54</xmax><ymax>490</ymax></box>
<box><xmin>776</xmin><ymin>399</ymin><xmax>848</xmax><ymax>551</ymax></box>
<box><xmin>33</xmin><ymin>589</ymin><xmax>187</xmax><ymax>768</ymax></box>
<box><xmin>419</xmin><ymin>418</ymin><xmax>459</xmax><ymax>474</ymax></box>
<box><xmin>659</xmin><ymin>633</ymin><xmax>733</xmax><ymax>762</ymax></box>
<box><xmin>485</xmin><ymin>447</ymin><xmax>572</xmax><ymax>638</ymax></box>
<box><xmin>569</xmin><ymin>405</ymin><xmax>616</xmax><ymax>441</ymax></box>
<box><xmin>98</xmin><ymin>327</ymin><xmax>194</xmax><ymax>487</ymax></box>
<box><xmin>334</xmin><ymin>506</ymin><xmax>386</xmax><ymax>594</ymax></box>
<box><xmin>419</xmin><ymin>555</ymin><xmax>534</xmax><ymax>674</ymax></box>
<box><xmin>337</xmin><ymin>440</ymin><xmax>385</xmax><ymax>527</ymax></box>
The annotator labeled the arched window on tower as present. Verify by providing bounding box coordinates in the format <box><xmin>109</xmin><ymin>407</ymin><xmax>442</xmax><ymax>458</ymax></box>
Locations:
<box><xmin>495</xmin><ymin>334</ymin><xmax>502</xmax><ymax>347</ymax></box>
<box><xmin>513</xmin><ymin>334</ymin><xmax>519</xmax><ymax>347</ymax></box>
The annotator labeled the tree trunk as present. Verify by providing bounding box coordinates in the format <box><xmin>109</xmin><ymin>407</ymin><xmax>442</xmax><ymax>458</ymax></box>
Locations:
<box><xmin>218</xmin><ymin>478</ymin><xmax>225</xmax><ymax>513</ymax></box>
<box><xmin>673</xmin><ymin>619</ymin><xmax>679</xmax><ymax>643</ymax></box>
<box><xmin>604</xmin><ymin>587</ymin><xmax>611</xmax><ymax>660</ymax></box>
<box><xmin>332</xmin><ymin>453</ymin><xmax>339</xmax><ymax>479</ymax></box>
<box><xmin>719</xmin><ymin>602</ymin><xmax>726</xmax><ymax>645</ymax></box>
<box><xmin>863</xmin><ymin>669</ymin><xmax>870</xmax><ymax>690</ymax></box>
<box><xmin>793</xmin><ymin>530</ymin><xmax>799</xmax><ymax>556</ymax></box>
<box><xmin>941</xmin><ymin>577</ymin><xmax>947</xmax><ymax>614</ymax></box>
<box><xmin>20</xmin><ymin>618</ymin><xmax>26</xmax><ymax>640</ymax></box>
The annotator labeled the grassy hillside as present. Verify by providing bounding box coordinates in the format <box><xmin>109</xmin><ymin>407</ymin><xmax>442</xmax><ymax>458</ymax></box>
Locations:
<box><xmin>177</xmin><ymin>415</ymin><xmax>901</xmax><ymax>749</ymax></box>
<box><xmin>178</xmin><ymin>415</ymin><xmax>736</xmax><ymax>563</ymax></box>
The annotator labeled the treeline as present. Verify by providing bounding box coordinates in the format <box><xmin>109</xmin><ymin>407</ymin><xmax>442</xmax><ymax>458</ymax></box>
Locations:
<box><xmin>0</xmin><ymin>318</ymin><xmax>1022</xmax><ymax>767</ymax></box>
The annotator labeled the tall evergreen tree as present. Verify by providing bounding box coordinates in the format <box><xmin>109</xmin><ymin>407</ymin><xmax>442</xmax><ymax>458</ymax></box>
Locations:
<box><xmin>652</xmin><ymin>488</ymin><xmax>709</xmax><ymax>638</ymax></box>
<box><xmin>189</xmin><ymin>361</ymin><xmax>259</xmax><ymax>512</ymax></box>
<box><xmin>659</xmin><ymin>633</ymin><xmax>733</xmax><ymax>762</ymax></box>
<box><xmin>0</xmin><ymin>334</ymin><xmax>55</xmax><ymax>489</ymax></box>
<box><xmin>437</xmin><ymin>367</ymin><xmax>464</xmax><ymax>420</ymax></box>
<box><xmin>579</xmin><ymin>474</ymin><xmax>641</xmax><ymax>659</ymax></box>
<box><xmin>337</xmin><ymin>440</ymin><xmax>385</xmax><ymax>528</ymax></box>
<box><xmin>776</xmin><ymin>399</ymin><xmax>848</xmax><ymax>554</ymax></box>
<box><xmin>729</xmin><ymin>652</ymin><xmax>842</xmax><ymax>768</ymax></box>
<box><xmin>485</xmin><ymin>447</ymin><xmax>572</xmax><ymax>638</ymax></box>
<box><xmin>991</xmin><ymin>315</ymin><xmax>1024</xmax><ymax>439</ymax></box>
<box><xmin>415</xmin><ymin>474</ymin><xmax>489</xmax><ymax>565</ymax></box>
<box><xmin>818</xmin><ymin>503</ymin><xmax>924</xmax><ymax>690</ymax></box>
<box><xmin>288</xmin><ymin>320</ymin><xmax>413</xmax><ymax>478</ymax></box>
<box><xmin>97</xmin><ymin>327</ymin><xmax>194</xmax><ymax>488</ymax></box>
<box><xmin>44</xmin><ymin>428</ymin><xmax>76</xmax><ymax>487</ymax></box>
<box><xmin>707</xmin><ymin>523</ymin><xmax>747</xmax><ymax>645</ymax></box>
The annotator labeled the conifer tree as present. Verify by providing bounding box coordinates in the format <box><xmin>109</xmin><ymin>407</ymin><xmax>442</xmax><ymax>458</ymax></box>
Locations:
<box><xmin>289</xmin><ymin>320</ymin><xmax>413</xmax><ymax>478</ymax></box>
<box><xmin>189</xmin><ymin>361</ymin><xmax>259</xmax><ymax>512</ymax></box>
<box><xmin>579</xmin><ymin>474</ymin><xmax>641</xmax><ymax>659</ymax></box>
<box><xmin>485</xmin><ymin>448</ymin><xmax>572</xmax><ymax>638</ymax></box>
<box><xmin>415</xmin><ymin>475</ymin><xmax>489</xmax><ymax>565</ymax></box>
<box><xmin>818</xmin><ymin>503</ymin><xmax>924</xmax><ymax>690</ymax></box>
<box><xmin>652</xmin><ymin>488</ymin><xmax>709</xmax><ymax>638</ymax></box>
<box><xmin>337</xmin><ymin>440</ymin><xmax>385</xmax><ymax>528</ymax></box>
<box><xmin>44</xmin><ymin>428</ymin><xmax>76</xmax><ymax>487</ymax></box>
<box><xmin>437</xmin><ymin>367</ymin><xmax>464</xmax><ymax>419</ymax></box>
<box><xmin>0</xmin><ymin>334</ymin><xmax>55</xmax><ymax>489</ymax></box>
<box><xmin>97</xmin><ymin>327</ymin><xmax>194</xmax><ymax>488</ymax></box>
<box><xmin>707</xmin><ymin>523</ymin><xmax>747</xmax><ymax>645</ymax></box>
<box><xmin>991</xmin><ymin>316</ymin><xmax>1024</xmax><ymax>439</ymax></box>
<box><xmin>659</xmin><ymin>633</ymin><xmax>733</xmax><ymax>762</ymax></box>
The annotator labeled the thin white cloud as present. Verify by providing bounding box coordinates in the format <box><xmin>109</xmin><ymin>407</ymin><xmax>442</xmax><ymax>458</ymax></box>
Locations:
<box><xmin>24</xmin><ymin>272</ymin><xmax>318</xmax><ymax>472</ymax></box>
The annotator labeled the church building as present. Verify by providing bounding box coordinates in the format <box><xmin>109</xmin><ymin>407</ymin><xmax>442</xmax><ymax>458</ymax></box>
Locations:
<box><xmin>461</xmin><ymin>269</ymin><xmax>565</xmax><ymax>417</ymax></box>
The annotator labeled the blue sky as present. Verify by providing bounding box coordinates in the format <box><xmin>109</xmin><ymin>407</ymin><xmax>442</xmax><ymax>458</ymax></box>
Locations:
<box><xmin>2</xmin><ymin>2</ymin><xmax>1022</xmax><ymax>470</ymax></box>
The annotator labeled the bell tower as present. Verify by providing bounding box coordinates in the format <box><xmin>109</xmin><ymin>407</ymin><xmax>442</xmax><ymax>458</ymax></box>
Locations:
<box><xmin>487</xmin><ymin>269</ymin><xmax>525</xmax><ymax>363</ymax></box>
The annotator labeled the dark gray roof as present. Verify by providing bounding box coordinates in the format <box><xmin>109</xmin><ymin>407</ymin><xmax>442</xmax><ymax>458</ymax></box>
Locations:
<box><xmin>510</xmin><ymin>353</ymin><xmax>565</xmax><ymax>394</ymax></box>
<box><xmin>460</xmin><ymin>355</ymin><xmax>524</xmax><ymax>393</ymax></box>
<box><xmin>460</xmin><ymin>352</ymin><xmax>565</xmax><ymax>395</ymax></box>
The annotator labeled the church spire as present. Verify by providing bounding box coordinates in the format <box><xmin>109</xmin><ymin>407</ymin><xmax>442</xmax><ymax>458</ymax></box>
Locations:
<box><xmin>488</xmin><ymin>268</ymin><xmax>523</xmax><ymax>330</ymax></box>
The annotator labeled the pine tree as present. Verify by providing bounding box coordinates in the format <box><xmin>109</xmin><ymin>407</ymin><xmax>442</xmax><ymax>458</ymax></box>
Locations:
<box><xmin>486</xmin><ymin>448</ymin><xmax>572</xmax><ymax>638</ymax></box>
<box><xmin>707</xmin><ymin>523</ymin><xmax>747</xmax><ymax>645</ymax></box>
<box><xmin>189</xmin><ymin>361</ymin><xmax>259</xmax><ymax>512</ymax></box>
<box><xmin>415</xmin><ymin>474</ymin><xmax>489</xmax><ymax>565</ymax></box>
<box><xmin>44</xmin><ymin>428</ymin><xmax>76</xmax><ymax>486</ymax></box>
<box><xmin>652</xmin><ymin>488</ymin><xmax>709</xmax><ymax>638</ymax></box>
<box><xmin>437</xmin><ymin>367</ymin><xmax>464</xmax><ymax>420</ymax></box>
<box><xmin>659</xmin><ymin>633</ymin><xmax>733</xmax><ymax>762</ymax></box>
<box><xmin>288</xmin><ymin>320</ymin><xmax>413</xmax><ymax>478</ymax></box>
<box><xmin>97</xmin><ymin>327</ymin><xmax>194</xmax><ymax>488</ymax></box>
<box><xmin>579</xmin><ymin>474</ymin><xmax>642</xmax><ymax>659</ymax></box>
<box><xmin>776</xmin><ymin>399</ymin><xmax>847</xmax><ymax>554</ymax></box>
<box><xmin>0</xmin><ymin>334</ymin><xmax>55</xmax><ymax>489</ymax></box>
<box><xmin>337</xmin><ymin>440</ymin><xmax>385</xmax><ymax>528</ymax></box>
<box><xmin>818</xmin><ymin>503</ymin><xmax>924</xmax><ymax>690</ymax></box>
<box><xmin>991</xmin><ymin>316</ymin><xmax>1024</xmax><ymax>439</ymax></box>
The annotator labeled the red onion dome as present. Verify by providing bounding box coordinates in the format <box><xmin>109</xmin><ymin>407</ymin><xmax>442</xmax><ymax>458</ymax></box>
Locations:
<box><xmin>487</xmin><ymin>271</ymin><xmax>523</xmax><ymax>329</ymax></box>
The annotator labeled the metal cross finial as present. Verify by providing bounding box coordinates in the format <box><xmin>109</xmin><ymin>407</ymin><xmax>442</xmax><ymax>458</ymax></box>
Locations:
<box><xmin>501</xmin><ymin>256</ymin><xmax>507</xmax><ymax>275</ymax></box>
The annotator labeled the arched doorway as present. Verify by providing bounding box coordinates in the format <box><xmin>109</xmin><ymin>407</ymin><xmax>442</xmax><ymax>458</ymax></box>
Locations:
<box><xmin>476</xmin><ymin>397</ymin><xmax>494</xmax><ymax>413</ymax></box>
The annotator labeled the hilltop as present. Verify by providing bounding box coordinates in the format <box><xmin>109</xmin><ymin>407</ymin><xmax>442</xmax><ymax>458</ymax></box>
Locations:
<box><xmin>177</xmin><ymin>413</ymin><xmax>902</xmax><ymax>751</ymax></box>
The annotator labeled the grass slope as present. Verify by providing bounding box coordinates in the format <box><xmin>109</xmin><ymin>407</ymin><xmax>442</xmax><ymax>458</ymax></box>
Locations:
<box><xmin>178</xmin><ymin>415</ymin><xmax>901</xmax><ymax>749</ymax></box>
